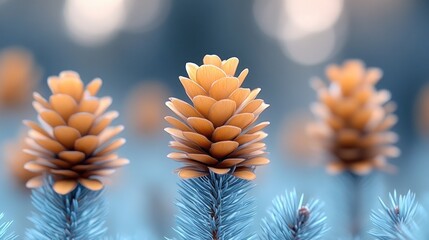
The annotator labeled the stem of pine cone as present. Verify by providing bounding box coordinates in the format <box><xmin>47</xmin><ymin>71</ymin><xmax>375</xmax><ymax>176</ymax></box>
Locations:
<box><xmin>349</xmin><ymin>172</ymin><xmax>362</xmax><ymax>238</ymax></box>
<box><xmin>173</xmin><ymin>171</ymin><xmax>254</xmax><ymax>239</ymax></box>
<box><xmin>64</xmin><ymin>186</ymin><xmax>80</xmax><ymax>237</ymax></box>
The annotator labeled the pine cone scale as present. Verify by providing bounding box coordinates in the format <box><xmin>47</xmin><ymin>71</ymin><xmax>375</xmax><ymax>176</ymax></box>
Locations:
<box><xmin>182</xmin><ymin>131</ymin><xmax>212</xmax><ymax>149</ymax></box>
<box><xmin>187</xmin><ymin>117</ymin><xmax>214</xmax><ymax>137</ymax></box>
<box><xmin>195</xmin><ymin>65</ymin><xmax>227</xmax><ymax>91</ymax></box>
<box><xmin>187</xmin><ymin>153</ymin><xmax>217</xmax><ymax>164</ymax></box>
<box><xmin>68</xmin><ymin>112</ymin><xmax>96</xmax><ymax>135</ymax></box>
<box><xmin>58</xmin><ymin>151</ymin><xmax>85</xmax><ymax>163</ymax></box>
<box><xmin>207</xmin><ymin>99</ymin><xmax>236</xmax><ymax>127</ymax></box>
<box><xmin>40</xmin><ymin>110</ymin><xmax>66</xmax><ymax>126</ymax></box>
<box><xmin>50</xmin><ymin>94</ymin><xmax>78</xmax><ymax>120</ymax></box>
<box><xmin>212</xmin><ymin>125</ymin><xmax>241</xmax><ymax>142</ymax></box>
<box><xmin>208</xmin><ymin>77</ymin><xmax>239</xmax><ymax>100</ymax></box>
<box><xmin>53</xmin><ymin>179</ymin><xmax>77</xmax><ymax>194</ymax></box>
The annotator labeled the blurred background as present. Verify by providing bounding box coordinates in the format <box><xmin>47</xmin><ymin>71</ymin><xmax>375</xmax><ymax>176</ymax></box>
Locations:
<box><xmin>0</xmin><ymin>0</ymin><xmax>429</xmax><ymax>239</ymax></box>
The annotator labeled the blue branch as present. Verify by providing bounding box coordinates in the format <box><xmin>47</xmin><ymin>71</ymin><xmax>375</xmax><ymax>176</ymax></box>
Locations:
<box><xmin>369</xmin><ymin>190</ymin><xmax>421</xmax><ymax>240</ymax></box>
<box><xmin>173</xmin><ymin>172</ymin><xmax>255</xmax><ymax>240</ymax></box>
<box><xmin>26</xmin><ymin>177</ymin><xmax>107</xmax><ymax>240</ymax></box>
<box><xmin>260</xmin><ymin>189</ymin><xmax>328</xmax><ymax>240</ymax></box>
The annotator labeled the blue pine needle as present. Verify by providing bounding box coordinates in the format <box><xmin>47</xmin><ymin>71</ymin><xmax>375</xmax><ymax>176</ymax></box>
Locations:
<box><xmin>173</xmin><ymin>172</ymin><xmax>255</xmax><ymax>240</ymax></box>
<box><xmin>369</xmin><ymin>190</ymin><xmax>421</xmax><ymax>240</ymax></box>
<box><xmin>26</xmin><ymin>177</ymin><xmax>108</xmax><ymax>240</ymax></box>
<box><xmin>260</xmin><ymin>189</ymin><xmax>328</xmax><ymax>240</ymax></box>
<box><xmin>0</xmin><ymin>212</ymin><xmax>16</xmax><ymax>240</ymax></box>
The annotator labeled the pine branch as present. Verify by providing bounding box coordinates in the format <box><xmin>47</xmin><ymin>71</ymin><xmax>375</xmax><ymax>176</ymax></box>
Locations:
<box><xmin>26</xmin><ymin>177</ymin><xmax>107</xmax><ymax>240</ymax></box>
<box><xmin>0</xmin><ymin>212</ymin><xmax>16</xmax><ymax>240</ymax></box>
<box><xmin>173</xmin><ymin>172</ymin><xmax>255</xmax><ymax>240</ymax></box>
<box><xmin>260</xmin><ymin>189</ymin><xmax>328</xmax><ymax>240</ymax></box>
<box><xmin>369</xmin><ymin>190</ymin><xmax>421</xmax><ymax>240</ymax></box>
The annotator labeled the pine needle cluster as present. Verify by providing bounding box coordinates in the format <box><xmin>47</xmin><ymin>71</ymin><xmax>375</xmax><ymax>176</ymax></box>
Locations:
<box><xmin>26</xmin><ymin>177</ymin><xmax>107</xmax><ymax>240</ymax></box>
<box><xmin>173</xmin><ymin>172</ymin><xmax>255</xmax><ymax>240</ymax></box>
<box><xmin>370</xmin><ymin>190</ymin><xmax>421</xmax><ymax>240</ymax></box>
<box><xmin>0</xmin><ymin>213</ymin><xmax>16</xmax><ymax>240</ymax></box>
<box><xmin>261</xmin><ymin>189</ymin><xmax>328</xmax><ymax>240</ymax></box>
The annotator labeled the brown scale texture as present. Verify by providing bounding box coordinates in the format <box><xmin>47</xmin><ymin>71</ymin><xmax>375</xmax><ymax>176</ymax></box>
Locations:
<box><xmin>165</xmin><ymin>55</ymin><xmax>270</xmax><ymax>180</ymax></box>
<box><xmin>24</xmin><ymin>71</ymin><xmax>129</xmax><ymax>194</ymax></box>
<box><xmin>309</xmin><ymin>60</ymin><xmax>399</xmax><ymax>175</ymax></box>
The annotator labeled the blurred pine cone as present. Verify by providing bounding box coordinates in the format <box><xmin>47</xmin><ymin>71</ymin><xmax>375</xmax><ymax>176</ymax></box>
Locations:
<box><xmin>415</xmin><ymin>84</ymin><xmax>429</xmax><ymax>137</ymax></box>
<box><xmin>0</xmin><ymin>47</ymin><xmax>40</xmax><ymax>108</ymax></box>
<box><xmin>309</xmin><ymin>60</ymin><xmax>399</xmax><ymax>175</ymax></box>
<box><xmin>4</xmin><ymin>132</ymin><xmax>38</xmax><ymax>186</ymax></box>
<box><xmin>279</xmin><ymin>112</ymin><xmax>323</xmax><ymax>166</ymax></box>
<box><xmin>126</xmin><ymin>81</ymin><xmax>169</xmax><ymax>137</ymax></box>
<box><xmin>24</xmin><ymin>71</ymin><xmax>129</xmax><ymax>194</ymax></box>
<box><xmin>166</xmin><ymin>55</ymin><xmax>270</xmax><ymax>180</ymax></box>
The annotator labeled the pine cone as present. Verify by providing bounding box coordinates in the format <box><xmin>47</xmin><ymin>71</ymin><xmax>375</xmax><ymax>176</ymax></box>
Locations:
<box><xmin>165</xmin><ymin>55</ymin><xmax>270</xmax><ymax>180</ymax></box>
<box><xmin>309</xmin><ymin>60</ymin><xmax>399</xmax><ymax>175</ymax></box>
<box><xmin>24</xmin><ymin>71</ymin><xmax>129</xmax><ymax>194</ymax></box>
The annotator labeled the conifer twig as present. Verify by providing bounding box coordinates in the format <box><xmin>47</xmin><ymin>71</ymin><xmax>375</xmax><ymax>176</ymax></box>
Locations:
<box><xmin>260</xmin><ymin>189</ymin><xmax>328</xmax><ymax>240</ymax></box>
<box><xmin>174</xmin><ymin>172</ymin><xmax>255</xmax><ymax>240</ymax></box>
<box><xmin>369</xmin><ymin>190</ymin><xmax>421</xmax><ymax>240</ymax></box>
<box><xmin>26</xmin><ymin>177</ymin><xmax>107</xmax><ymax>240</ymax></box>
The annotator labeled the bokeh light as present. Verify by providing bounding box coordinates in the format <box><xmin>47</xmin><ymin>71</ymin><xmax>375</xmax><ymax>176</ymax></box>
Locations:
<box><xmin>253</xmin><ymin>0</ymin><xmax>346</xmax><ymax>65</ymax></box>
<box><xmin>281</xmin><ymin>29</ymin><xmax>337</xmax><ymax>65</ymax></box>
<box><xmin>63</xmin><ymin>0</ymin><xmax>126</xmax><ymax>46</ymax></box>
<box><xmin>286</xmin><ymin>0</ymin><xmax>343</xmax><ymax>33</ymax></box>
<box><xmin>122</xmin><ymin>0</ymin><xmax>171</xmax><ymax>33</ymax></box>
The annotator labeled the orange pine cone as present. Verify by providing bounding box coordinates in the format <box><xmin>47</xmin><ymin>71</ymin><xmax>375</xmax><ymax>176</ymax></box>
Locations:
<box><xmin>165</xmin><ymin>55</ymin><xmax>270</xmax><ymax>180</ymax></box>
<box><xmin>24</xmin><ymin>71</ymin><xmax>129</xmax><ymax>194</ymax></box>
<box><xmin>309</xmin><ymin>60</ymin><xmax>399</xmax><ymax>175</ymax></box>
